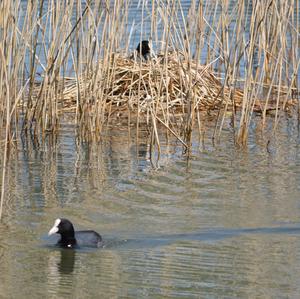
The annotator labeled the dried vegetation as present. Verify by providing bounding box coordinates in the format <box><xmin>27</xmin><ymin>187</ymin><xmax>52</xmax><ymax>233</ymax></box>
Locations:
<box><xmin>0</xmin><ymin>0</ymin><xmax>299</xmax><ymax>217</ymax></box>
<box><xmin>0</xmin><ymin>0</ymin><xmax>298</xmax><ymax>144</ymax></box>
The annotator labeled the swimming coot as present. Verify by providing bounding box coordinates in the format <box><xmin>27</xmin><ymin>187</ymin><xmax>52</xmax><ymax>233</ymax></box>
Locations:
<box><xmin>136</xmin><ymin>40</ymin><xmax>151</xmax><ymax>60</ymax></box>
<box><xmin>48</xmin><ymin>218</ymin><xmax>102</xmax><ymax>248</ymax></box>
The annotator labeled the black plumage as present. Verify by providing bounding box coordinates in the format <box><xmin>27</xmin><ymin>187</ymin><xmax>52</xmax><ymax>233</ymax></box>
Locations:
<box><xmin>136</xmin><ymin>40</ymin><xmax>151</xmax><ymax>60</ymax></box>
<box><xmin>48</xmin><ymin>218</ymin><xmax>102</xmax><ymax>248</ymax></box>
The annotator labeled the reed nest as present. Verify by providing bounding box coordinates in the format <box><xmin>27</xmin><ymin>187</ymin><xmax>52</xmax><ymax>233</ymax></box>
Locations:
<box><xmin>31</xmin><ymin>52</ymin><xmax>296</xmax><ymax>121</ymax></box>
<box><xmin>43</xmin><ymin>52</ymin><xmax>242</xmax><ymax>115</ymax></box>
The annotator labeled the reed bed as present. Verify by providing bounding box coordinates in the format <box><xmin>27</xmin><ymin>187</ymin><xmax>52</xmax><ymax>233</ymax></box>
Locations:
<box><xmin>29</xmin><ymin>51</ymin><xmax>244</xmax><ymax>142</ymax></box>
<box><xmin>0</xmin><ymin>0</ymin><xmax>298</xmax><ymax>217</ymax></box>
<box><xmin>0</xmin><ymin>0</ymin><xmax>297</xmax><ymax>142</ymax></box>
<box><xmin>0</xmin><ymin>3</ymin><xmax>298</xmax><ymax>149</ymax></box>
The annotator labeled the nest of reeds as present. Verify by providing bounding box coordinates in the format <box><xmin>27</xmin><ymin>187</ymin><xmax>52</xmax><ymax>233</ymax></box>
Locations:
<box><xmin>57</xmin><ymin>52</ymin><xmax>239</xmax><ymax>116</ymax></box>
<box><xmin>31</xmin><ymin>51</ymin><xmax>296</xmax><ymax>123</ymax></box>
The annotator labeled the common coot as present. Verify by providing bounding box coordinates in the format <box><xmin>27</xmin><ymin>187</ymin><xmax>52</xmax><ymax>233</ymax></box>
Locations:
<box><xmin>136</xmin><ymin>40</ymin><xmax>151</xmax><ymax>60</ymax></box>
<box><xmin>48</xmin><ymin>218</ymin><xmax>102</xmax><ymax>248</ymax></box>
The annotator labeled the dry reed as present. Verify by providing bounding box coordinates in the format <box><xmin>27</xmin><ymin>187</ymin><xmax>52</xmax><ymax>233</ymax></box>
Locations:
<box><xmin>0</xmin><ymin>0</ymin><xmax>298</xmax><ymax>218</ymax></box>
<box><xmin>0</xmin><ymin>0</ymin><xmax>297</xmax><ymax>140</ymax></box>
<box><xmin>0</xmin><ymin>0</ymin><xmax>298</xmax><ymax>212</ymax></box>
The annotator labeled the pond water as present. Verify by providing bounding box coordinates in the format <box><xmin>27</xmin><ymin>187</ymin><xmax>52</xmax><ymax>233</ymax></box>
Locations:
<box><xmin>0</xmin><ymin>114</ymin><xmax>300</xmax><ymax>298</ymax></box>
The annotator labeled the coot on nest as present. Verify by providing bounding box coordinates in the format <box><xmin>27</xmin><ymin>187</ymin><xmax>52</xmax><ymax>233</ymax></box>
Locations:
<box><xmin>136</xmin><ymin>40</ymin><xmax>151</xmax><ymax>60</ymax></box>
<box><xmin>48</xmin><ymin>218</ymin><xmax>102</xmax><ymax>248</ymax></box>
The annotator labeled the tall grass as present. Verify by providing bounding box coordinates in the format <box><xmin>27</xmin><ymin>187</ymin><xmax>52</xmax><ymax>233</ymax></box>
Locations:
<box><xmin>0</xmin><ymin>0</ymin><xmax>298</xmax><ymax>217</ymax></box>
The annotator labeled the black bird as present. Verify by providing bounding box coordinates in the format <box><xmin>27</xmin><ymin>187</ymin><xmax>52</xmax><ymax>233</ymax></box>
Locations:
<box><xmin>136</xmin><ymin>40</ymin><xmax>151</xmax><ymax>60</ymax></box>
<box><xmin>48</xmin><ymin>218</ymin><xmax>102</xmax><ymax>248</ymax></box>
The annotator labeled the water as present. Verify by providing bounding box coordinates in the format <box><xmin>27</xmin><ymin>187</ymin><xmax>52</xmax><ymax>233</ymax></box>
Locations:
<box><xmin>0</xmin><ymin>114</ymin><xmax>300</xmax><ymax>298</ymax></box>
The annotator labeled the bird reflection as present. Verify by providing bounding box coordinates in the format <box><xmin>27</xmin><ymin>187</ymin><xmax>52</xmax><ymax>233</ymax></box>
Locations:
<box><xmin>57</xmin><ymin>249</ymin><xmax>76</xmax><ymax>274</ymax></box>
<box><xmin>48</xmin><ymin>249</ymin><xmax>76</xmax><ymax>276</ymax></box>
<box><xmin>47</xmin><ymin>248</ymin><xmax>76</xmax><ymax>296</ymax></box>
